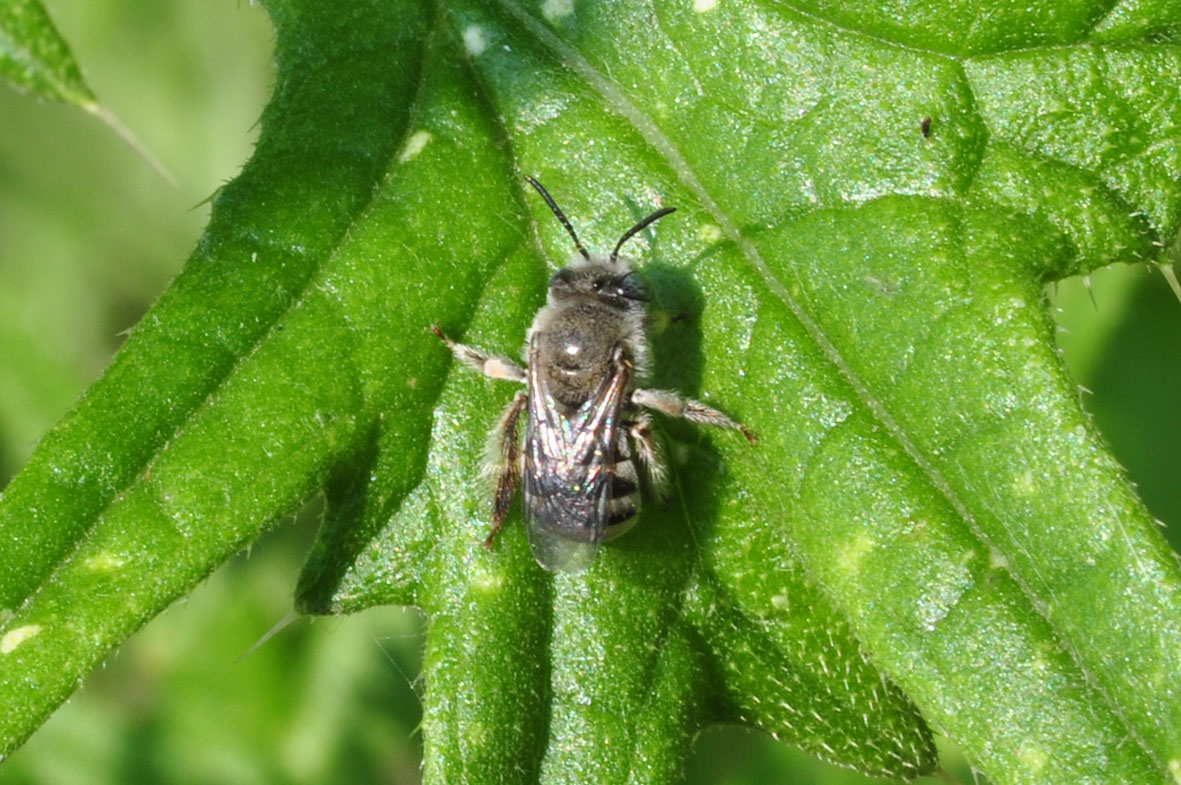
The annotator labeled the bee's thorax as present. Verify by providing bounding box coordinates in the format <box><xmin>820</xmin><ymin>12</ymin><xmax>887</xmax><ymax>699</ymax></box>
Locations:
<box><xmin>527</xmin><ymin>278</ymin><xmax>648</xmax><ymax>408</ymax></box>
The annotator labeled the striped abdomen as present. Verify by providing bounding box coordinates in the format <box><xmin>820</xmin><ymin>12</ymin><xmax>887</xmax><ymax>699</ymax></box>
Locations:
<box><xmin>604</xmin><ymin>426</ymin><xmax>641</xmax><ymax>540</ymax></box>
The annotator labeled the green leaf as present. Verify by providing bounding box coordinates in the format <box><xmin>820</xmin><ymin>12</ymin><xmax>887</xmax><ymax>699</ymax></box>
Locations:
<box><xmin>0</xmin><ymin>0</ymin><xmax>173</xmax><ymax>181</ymax></box>
<box><xmin>2</xmin><ymin>1</ymin><xmax>1181</xmax><ymax>784</ymax></box>
<box><xmin>0</xmin><ymin>0</ymin><xmax>435</xmax><ymax>753</ymax></box>
<box><xmin>0</xmin><ymin>0</ymin><xmax>94</xmax><ymax>106</ymax></box>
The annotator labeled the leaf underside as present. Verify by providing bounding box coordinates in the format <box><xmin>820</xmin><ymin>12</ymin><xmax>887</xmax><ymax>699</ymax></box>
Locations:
<box><xmin>1</xmin><ymin>1</ymin><xmax>1180</xmax><ymax>784</ymax></box>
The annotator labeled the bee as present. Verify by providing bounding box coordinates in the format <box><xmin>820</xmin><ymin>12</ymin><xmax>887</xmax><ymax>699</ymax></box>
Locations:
<box><xmin>433</xmin><ymin>176</ymin><xmax>754</xmax><ymax>573</ymax></box>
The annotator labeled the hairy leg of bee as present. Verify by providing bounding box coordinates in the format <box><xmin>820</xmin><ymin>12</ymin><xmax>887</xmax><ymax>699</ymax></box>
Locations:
<box><xmin>483</xmin><ymin>391</ymin><xmax>527</xmax><ymax>549</ymax></box>
<box><xmin>629</xmin><ymin>413</ymin><xmax>669</xmax><ymax>500</ymax></box>
<box><xmin>431</xmin><ymin>325</ymin><xmax>526</xmax><ymax>383</ymax></box>
<box><xmin>631</xmin><ymin>388</ymin><xmax>757</xmax><ymax>444</ymax></box>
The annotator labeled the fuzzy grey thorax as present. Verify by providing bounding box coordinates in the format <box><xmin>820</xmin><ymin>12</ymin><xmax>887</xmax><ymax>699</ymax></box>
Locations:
<box><xmin>526</xmin><ymin>256</ymin><xmax>648</xmax><ymax>409</ymax></box>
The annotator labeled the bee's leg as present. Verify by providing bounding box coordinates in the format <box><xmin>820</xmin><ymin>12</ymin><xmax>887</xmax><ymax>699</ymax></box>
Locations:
<box><xmin>631</xmin><ymin>388</ymin><xmax>756</xmax><ymax>444</ymax></box>
<box><xmin>482</xmin><ymin>391</ymin><xmax>528</xmax><ymax>548</ymax></box>
<box><xmin>629</xmin><ymin>413</ymin><xmax>669</xmax><ymax>502</ymax></box>
<box><xmin>431</xmin><ymin>325</ymin><xmax>526</xmax><ymax>383</ymax></box>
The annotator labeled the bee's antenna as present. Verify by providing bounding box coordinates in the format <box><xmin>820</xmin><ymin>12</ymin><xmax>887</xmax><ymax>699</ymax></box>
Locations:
<box><xmin>524</xmin><ymin>175</ymin><xmax>591</xmax><ymax>261</ymax></box>
<box><xmin>610</xmin><ymin>206</ymin><xmax>676</xmax><ymax>264</ymax></box>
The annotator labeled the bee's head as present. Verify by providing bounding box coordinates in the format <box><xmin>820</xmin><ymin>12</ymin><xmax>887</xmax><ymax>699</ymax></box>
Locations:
<box><xmin>525</xmin><ymin>174</ymin><xmax>674</xmax><ymax>307</ymax></box>
<box><xmin>548</xmin><ymin>260</ymin><xmax>650</xmax><ymax>307</ymax></box>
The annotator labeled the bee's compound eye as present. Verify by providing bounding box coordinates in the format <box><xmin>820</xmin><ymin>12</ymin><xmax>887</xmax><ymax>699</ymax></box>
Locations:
<box><xmin>612</xmin><ymin>272</ymin><xmax>650</xmax><ymax>302</ymax></box>
<box><xmin>550</xmin><ymin>268</ymin><xmax>574</xmax><ymax>289</ymax></box>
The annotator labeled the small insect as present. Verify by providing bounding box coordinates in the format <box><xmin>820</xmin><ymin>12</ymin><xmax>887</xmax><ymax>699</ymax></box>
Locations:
<box><xmin>433</xmin><ymin>176</ymin><xmax>754</xmax><ymax>573</ymax></box>
<box><xmin>920</xmin><ymin>116</ymin><xmax>933</xmax><ymax>138</ymax></box>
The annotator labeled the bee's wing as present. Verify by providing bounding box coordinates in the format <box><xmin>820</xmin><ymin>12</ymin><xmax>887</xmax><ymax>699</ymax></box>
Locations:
<box><xmin>522</xmin><ymin>342</ymin><xmax>630</xmax><ymax>574</ymax></box>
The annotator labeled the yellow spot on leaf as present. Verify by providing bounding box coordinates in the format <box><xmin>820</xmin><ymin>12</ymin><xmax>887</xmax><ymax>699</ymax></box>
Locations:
<box><xmin>1013</xmin><ymin>469</ymin><xmax>1036</xmax><ymax>496</ymax></box>
<box><xmin>837</xmin><ymin>530</ymin><xmax>874</xmax><ymax>575</ymax></box>
<box><xmin>85</xmin><ymin>552</ymin><xmax>126</xmax><ymax>572</ymax></box>
<box><xmin>697</xmin><ymin>223</ymin><xmax>723</xmax><ymax>244</ymax></box>
<box><xmin>398</xmin><ymin>130</ymin><xmax>432</xmax><ymax>163</ymax></box>
<box><xmin>541</xmin><ymin>0</ymin><xmax>573</xmax><ymax>20</ymax></box>
<box><xmin>1</xmin><ymin>624</ymin><xmax>42</xmax><ymax>654</ymax></box>
<box><xmin>1017</xmin><ymin>744</ymin><xmax>1049</xmax><ymax>774</ymax></box>
<box><xmin>470</xmin><ymin>566</ymin><xmax>504</xmax><ymax>594</ymax></box>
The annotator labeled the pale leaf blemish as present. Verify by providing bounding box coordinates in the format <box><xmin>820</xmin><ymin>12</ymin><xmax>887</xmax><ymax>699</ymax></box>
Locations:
<box><xmin>1167</xmin><ymin>758</ymin><xmax>1180</xmax><ymax>784</ymax></box>
<box><xmin>462</xmin><ymin>25</ymin><xmax>487</xmax><ymax>56</ymax></box>
<box><xmin>541</xmin><ymin>0</ymin><xmax>574</xmax><ymax>21</ymax></box>
<box><xmin>1</xmin><ymin>624</ymin><xmax>42</xmax><ymax>654</ymax></box>
<box><xmin>470</xmin><ymin>564</ymin><xmax>504</xmax><ymax>594</ymax></box>
<box><xmin>694</xmin><ymin>0</ymin><xmax>718</xmax><ymax>11</ymax></box>
<box><xmin>1013</xmin><ymin>468</ymin><xmax>1036</xmax><ymax>496</ymax></box>
<box><xmin>837</xmin><ymin>530</ymin><xmax>874</xmax><ymax>575</ymax></box>
<box><xmin>1017</xmin><ymin>744</ymin><xmax>1049</xmax><ymax>774</ymax></box>
<box><xmin>398</xmin><ymin>130</ymin><xmax>432</xmax><ymax>163</ymax></box>
<box><xmin>465</xmin><ymin>721</ymin><xmax>490</xmax><ymax>747</ymax></box>
<box><xmin>917</xmin><ymin>562</ymin><xmax>974</xmax><ymax>631</ymax></box>
<box><xmin>697</xmin><ymin>222</ymin><xmax>723</xmax><ymax>245</ymax></box>
<box><xmin>84</xmin><ymin>552</ymin><xmax>126</xmax><ymax>572</ymax></box>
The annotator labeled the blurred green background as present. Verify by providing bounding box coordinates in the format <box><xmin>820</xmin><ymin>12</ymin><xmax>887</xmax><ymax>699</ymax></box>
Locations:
<box><xmin>1</xmin><ymin>1</ymin><xmax>1177</xmax><ymax>783</ymax></box>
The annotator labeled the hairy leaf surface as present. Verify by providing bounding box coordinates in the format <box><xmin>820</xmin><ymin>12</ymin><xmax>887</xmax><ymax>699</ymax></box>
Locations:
<box><xmin>2</xmin><ymin>1</ymin><xmax>1180</xmax><ymax>783</ymax></box>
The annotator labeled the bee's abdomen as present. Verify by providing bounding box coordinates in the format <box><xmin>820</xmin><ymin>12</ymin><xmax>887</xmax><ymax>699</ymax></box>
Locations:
<box><xmin>604</xmin><ymin>435</ymin><xmax>640</xmax><ymax>539</ymax></box>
